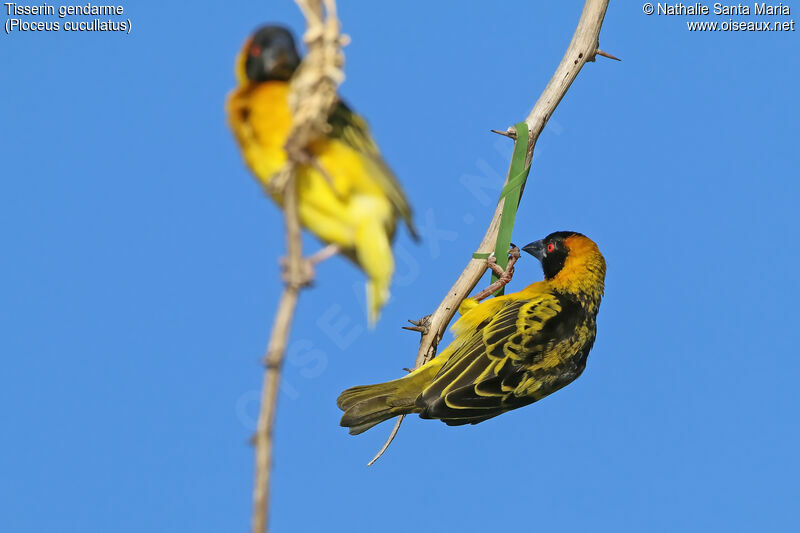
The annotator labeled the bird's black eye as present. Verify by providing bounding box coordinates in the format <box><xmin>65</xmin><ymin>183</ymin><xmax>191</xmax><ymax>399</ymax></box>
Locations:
<box><xmin>546</xmin><ymin>242</ymin><xmax>555</xmax><ymax>253</ymax></box>
<box><xmin>249</xmin><ymin>44</ymin><xmax>261</xmax><ymax>57</ymax></box>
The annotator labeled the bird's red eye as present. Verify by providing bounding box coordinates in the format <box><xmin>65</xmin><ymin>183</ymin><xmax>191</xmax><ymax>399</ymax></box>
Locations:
<box><xmin>250</xmin><ymin>45</ymin><xmax>262</xmax><ymax>57</ymax></box>
<box><xmin>546</xmin><ymin>242</ymin><xmax>555</xmax><ymax>253</ymax></box>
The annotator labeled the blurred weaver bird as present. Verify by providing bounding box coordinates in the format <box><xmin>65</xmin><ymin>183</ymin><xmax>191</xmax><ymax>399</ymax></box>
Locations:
<box><xmin>338</xmin><ymin>232</ymin><xmax>606</xmax><ymax>433</ymax></box>
<box><xmin>227</xmin><ymin>25</ymin><xmax>417</xmax><ymax>325</ymax></box>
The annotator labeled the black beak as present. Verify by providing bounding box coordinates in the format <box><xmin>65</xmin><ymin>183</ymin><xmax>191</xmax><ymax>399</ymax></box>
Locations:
<box><xmin>264</xmin><ymin>49</ymin><xmax>293</xmax><ymax>77</ymax></box>
<box><xmin>246</xmin><ymin>47</ymin><xmax>298</xmax><ymax>82</ymax></box>
<box><xmin>522</xmin><ymin>239</ymin><xmax>545</xmax><ymax>261</ymax></box>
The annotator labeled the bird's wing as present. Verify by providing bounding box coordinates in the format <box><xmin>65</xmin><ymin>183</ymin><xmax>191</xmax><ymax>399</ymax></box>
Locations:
<box><xmin>419</xmin><ymin>292</ymin><xmax>581</xmax><ymax>425</ymax></box>
<box><xmin>327</xmin><ymin>100</ymin><xmax>418</xmax><ymax>239</ymax></box>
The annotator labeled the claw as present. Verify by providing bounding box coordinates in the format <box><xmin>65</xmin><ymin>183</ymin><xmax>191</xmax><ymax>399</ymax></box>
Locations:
<box><xmin>473</xmin><ymin>245</ymin><xmax>521</xmax><ymax>302</ymax></box>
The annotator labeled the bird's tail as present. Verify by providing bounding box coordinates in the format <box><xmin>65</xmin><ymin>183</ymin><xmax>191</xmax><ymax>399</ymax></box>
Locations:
<box><xmin>352</xmin><ymin>214</ymin><xmax>394</xmax><ymax>327</ymax></box>
<box><xmin>337</xmin><ymin>359</ymin><xmax>444</xmax><ymax>435</ymax></box>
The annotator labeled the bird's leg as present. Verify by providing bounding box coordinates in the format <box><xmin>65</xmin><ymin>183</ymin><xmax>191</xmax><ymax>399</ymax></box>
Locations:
<box><xmin>268</xmin><ymin>150</ymin><xmax>336</xmax><ymax>199</ymax></box>
<box><xmin>307</xmin><ymin>157</ymin><xmax>336</xmax><ymax>190</ymax></box>
<box><xmin>279</xmin><ymin>244</ymin><xmax>340</xmax><ymax>287</ymax></box>
<box><xmin>285</xmin><ymin>145</ymin><xmax>337</xmax><ymax>190</ymax></box>
<box><xmin>472</xmin><ymin>245</ymin><xmax>522</xmax><ymax>302</ymax></box>
<box><xmin>308</xmin><ymin>244</ymin><xmax>340</xmax><ymax>265</ymax></box>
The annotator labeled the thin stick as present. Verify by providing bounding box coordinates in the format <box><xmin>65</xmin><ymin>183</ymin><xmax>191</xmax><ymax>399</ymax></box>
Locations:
<box><xmin>251</xmin><ymin>171</ymin><xmax>303</xmax><ymax>533</ymax></box>
<box><xmin>366</xmin><ymin>416</ymin><xmax>403</xmax><ymax>466</ymax></box>
<box><xmin>368</xmin><ymin>0</ymin><xmax>614</xmax><ymax>465</ymax></box>
<box><xmin>309</xmin><ymin>243</ymin><xmax>340</xmax><ymax>265</ymax></box>
<box><xmin>250</xmin><ymin>0</ymin><xmax>347</xmax><ymax>531</ymax></box>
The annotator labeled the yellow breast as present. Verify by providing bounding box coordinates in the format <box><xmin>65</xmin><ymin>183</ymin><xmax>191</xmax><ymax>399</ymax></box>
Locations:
<box><xmin>227</xmin><ymin>81</ymin><xmax>292</xmax><ymax>183</ymax></box>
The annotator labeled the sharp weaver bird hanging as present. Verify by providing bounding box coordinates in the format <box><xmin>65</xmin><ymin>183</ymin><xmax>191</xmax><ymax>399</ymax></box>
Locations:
<box><xmin>338</xmin><ymin>231</ymin><xmax>606</xmax><ymax>434</ymax></box>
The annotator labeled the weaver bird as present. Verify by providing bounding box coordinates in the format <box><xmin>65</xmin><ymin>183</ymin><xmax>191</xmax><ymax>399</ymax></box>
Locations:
<box><xmin>227</xmin><ymin>26</ymin><xmax>417</xmax><ymax>325</ymax></box>
<box><xmin>338</xmin><ymin>231</ymin><xmax>605</xmax><ymax>434</ymax></box>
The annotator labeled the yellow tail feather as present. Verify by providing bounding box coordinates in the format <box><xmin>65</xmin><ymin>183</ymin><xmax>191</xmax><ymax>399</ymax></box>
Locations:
<box><xmin>365</xmin><ymin>279</ymin><xmax>390</xmax><ymax>328</ymax></box>
<box><xmin>351</xmin><ymin>204</ymin><xmax>394</xmax><ymax>326</ymax></box>
<box><xmin>337</xmin><ymin>358</ymin><xmax>445</xmax><ymax>435</ymax></box>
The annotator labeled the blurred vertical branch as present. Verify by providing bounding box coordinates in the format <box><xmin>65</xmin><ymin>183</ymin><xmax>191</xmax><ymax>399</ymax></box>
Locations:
<box><xmin>251</xmin><ymin>1</ymin><xmax>347</xmax><ymax>532</ymax></box>
<box><xmin>368</xmin><ymin>0</ymin><xmax>616</xmax><ymax>465</ymax></box>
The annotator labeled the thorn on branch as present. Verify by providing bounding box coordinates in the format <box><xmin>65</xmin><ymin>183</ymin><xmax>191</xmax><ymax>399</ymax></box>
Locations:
<box><xmin>594</xmin><ymin>49</ymin><xmax>621</xmax><ymax>61</ymax></box>
<box><xmin>491</xmin><ymin>128</ymin><xmax>517</xmax><ymax>140</ymax></box>
<box><xmin>402</xmin><ymin>315</ymin><xmax>432</xmax><ymax>335</ymax></box>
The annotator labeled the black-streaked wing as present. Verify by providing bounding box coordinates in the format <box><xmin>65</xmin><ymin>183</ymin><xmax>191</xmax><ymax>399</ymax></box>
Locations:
<box><xmin>327</xmin><ymin>101</ymin><xmax>417</xmax><ymax>238</ymax></box>
<box><xmin>418</xmin><ymin>293</ymin><xmax>568</xmax><ymax>424</ymax></box>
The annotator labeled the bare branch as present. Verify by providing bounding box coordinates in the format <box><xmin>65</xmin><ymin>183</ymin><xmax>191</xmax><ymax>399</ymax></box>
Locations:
<box><xmin>366</xmin><ymin>416</ymin><xmax>403</xmax><ymax>466</ymax></box>
<box><xmin>285</xmin><ymin>0</ymin><xmax>349</xmax><ymax>157</ymax></box>
<box><xmin>251</xmin><ymin>1</ymin><xmax>346</xmax><ymax>531</ymax></box>
<box><xmin>251</xmin><ymin>170</ymin><xmax>303</xmax><ymax>533</ymax></box>
<box><xmin>368</xmin><ymin>0</ymin><xmax>613</xmax><ymax>465</ymax></box>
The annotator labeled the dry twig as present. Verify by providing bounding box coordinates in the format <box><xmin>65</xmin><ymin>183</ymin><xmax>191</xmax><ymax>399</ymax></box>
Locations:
<box><xmin>251</xmin><ymin>1</ymin><xmax>347</xmax><ymax>532</ymax></box>
<box><xmin>368</xmin><ymin>0</ymin><xmax>615</xmax><ymax>466</ymax></box>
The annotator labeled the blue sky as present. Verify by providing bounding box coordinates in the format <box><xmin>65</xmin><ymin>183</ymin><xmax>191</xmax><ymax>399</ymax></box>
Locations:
<box><xmin>2</xmin><ymin>2</ymin><xmax>798</xmax><ymax>532</ymax></box>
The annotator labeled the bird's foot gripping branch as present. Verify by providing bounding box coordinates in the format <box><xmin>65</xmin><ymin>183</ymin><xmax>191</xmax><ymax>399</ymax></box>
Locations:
<box><xmin>473</xmin><ymin>246</ymin><xmax>522</xmax><ymax>302</ymax></box>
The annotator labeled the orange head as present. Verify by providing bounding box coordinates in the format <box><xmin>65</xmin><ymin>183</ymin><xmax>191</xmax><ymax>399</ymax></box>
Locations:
<box><xmin>522</xmin><ymin>231</ymin><xmax>606</xmax><ymax>301</ymax></box>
